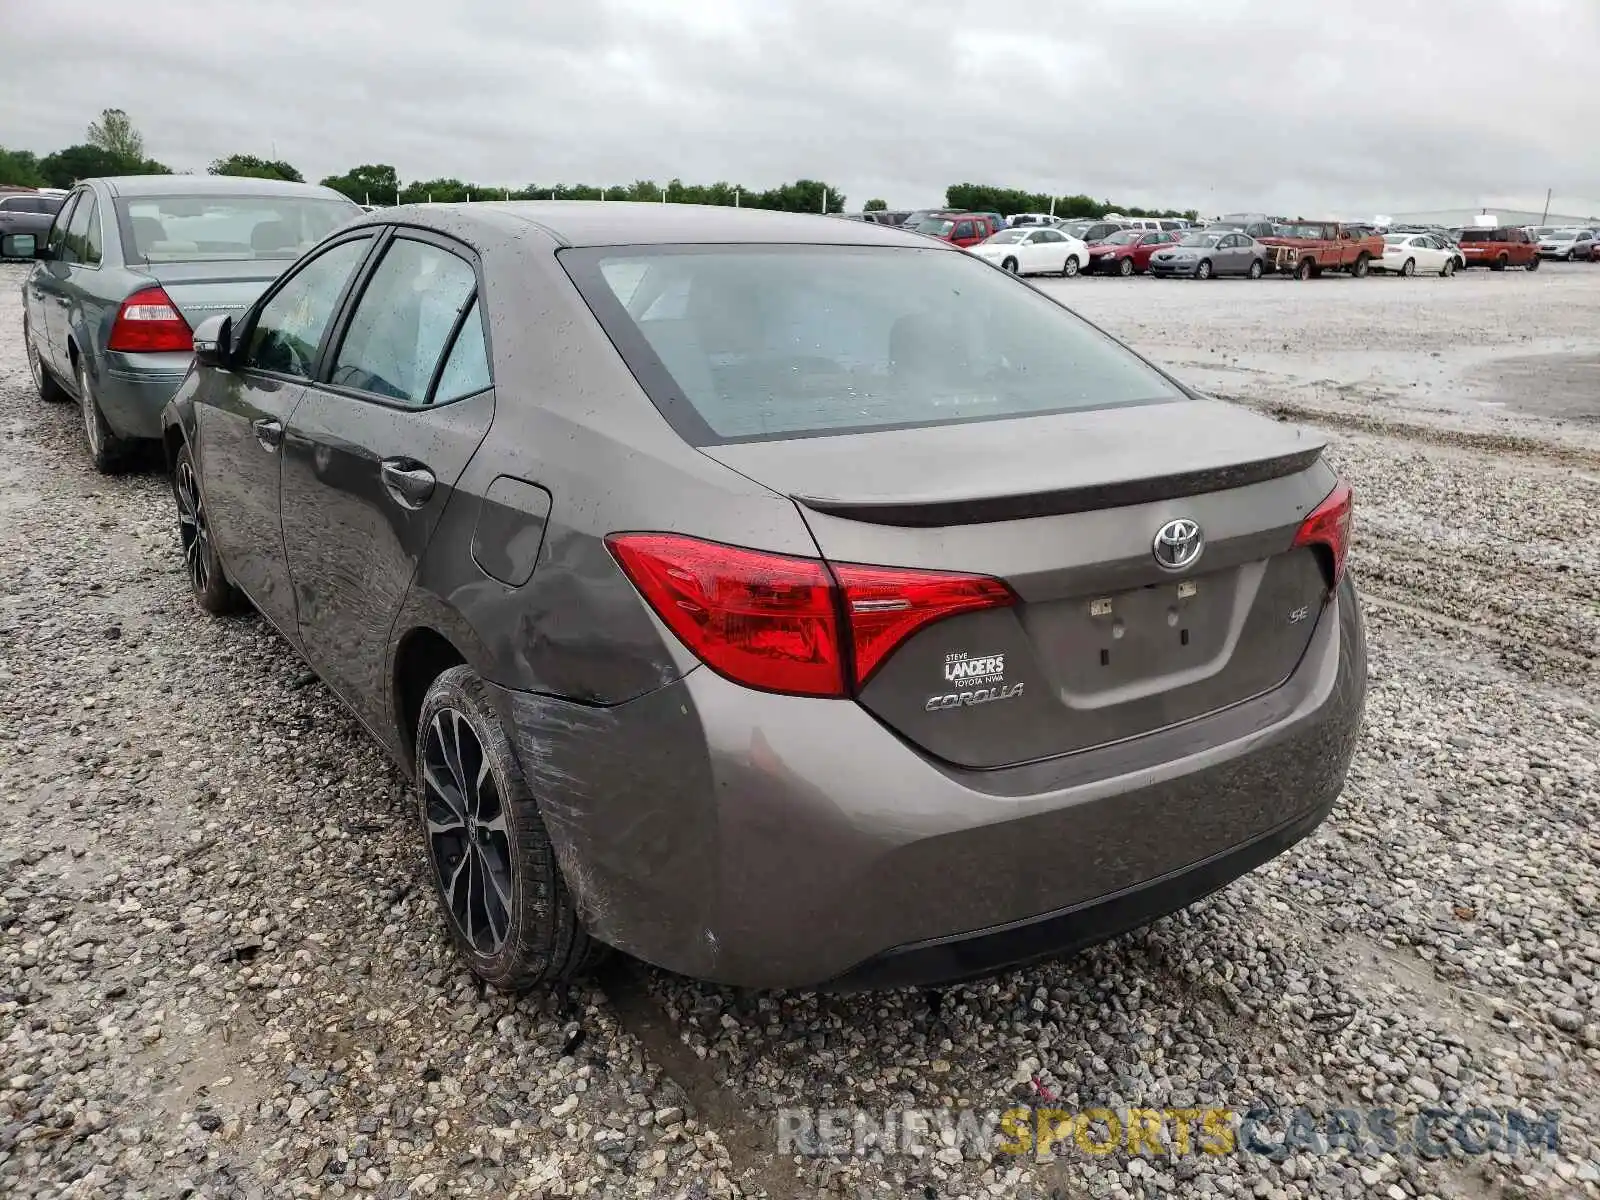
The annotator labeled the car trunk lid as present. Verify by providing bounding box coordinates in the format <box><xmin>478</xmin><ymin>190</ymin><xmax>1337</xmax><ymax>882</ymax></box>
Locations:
<box><xmin>703</xmin><ymin>399</ymin><xmax>1342</xmax><ymax>768</ymax></box>
<box><xmin>135</xmin><ymin>260</ymin><xmax>291</xmax><ymax>327</ymax></box>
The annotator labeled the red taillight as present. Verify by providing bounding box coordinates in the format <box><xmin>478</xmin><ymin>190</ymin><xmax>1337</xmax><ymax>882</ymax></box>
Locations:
<box><xmin>605</xmin><ymin>534</ymin><xmax>1014</xmax><ymax>697</ymax></box>
<box><xmin>606</xmin><ymin>535</ymin><xmax>844</xmax><ymax>697</ymax></box>
<box><xmin>107</xmin><ymin>287</ymin><xmax>192</xmax><ymax>353</ymax></box>
<box><xmin>1293</xmin><ymin>480</ymin><xmax>1354</xmax><ymax>587</ymax></box>
<box><xmin>832</xmin><ymin>563</ymin><xmax>1014</xmax><ymax>686</ymax></box>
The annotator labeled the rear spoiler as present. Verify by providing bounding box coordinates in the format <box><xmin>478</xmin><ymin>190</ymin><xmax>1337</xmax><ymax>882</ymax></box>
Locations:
<box><xmin>795</xmin><ymin>447</ymin><xmax>1324</xmax><ymax>528</ymax></box>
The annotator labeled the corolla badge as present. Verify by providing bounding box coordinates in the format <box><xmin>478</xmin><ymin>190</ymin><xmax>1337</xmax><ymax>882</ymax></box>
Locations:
<box><xmin>1152</xmin><ymin>518</ymin><xmax>1204</xmax><ymax>571</ymax></box>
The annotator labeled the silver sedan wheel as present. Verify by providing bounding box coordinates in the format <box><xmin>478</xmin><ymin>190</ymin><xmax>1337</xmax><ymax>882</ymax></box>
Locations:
<box><xmin>78</xmin><ymin>363</ymin><xmax>104</xmax><ymax>461</ymax></box>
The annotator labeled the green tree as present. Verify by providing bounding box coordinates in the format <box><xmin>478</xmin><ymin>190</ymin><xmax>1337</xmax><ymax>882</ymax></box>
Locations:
<box><xmin>86</xmin><ymin>108</ymin><xmax>145</xmax><ymax>161</ymax></box>
<box><xmin>319</xmin><ymin>164</ymin><xmax>401</xmax><ymax>205</ymax></box>
<box><xmin>863</xmin><ymin>198</ymin><xmax>887</xmax><ymax>211</ymax></box>
<box><xmin>210</xmin><ymin>154</ymin><xmax>303</xmax><ymax>182</ymax></box>
<box><xmin>0</xmin><ymin>147</ymin><xmax>45</xmax><ymax>188</ymax></box>
<box><xmin>945</xmin><ymin>182</ymin><xmax>1192</xmax><ymax>220</ymax></box>
<box><xmin>399</xmin><ymin>177</ymin><xmax>472</xmax><ymax>204</ymax></box>
<box><xmin>750</xmin><ymin>179</ymin><xmax>845</xmax><ymax>213</ymax></box>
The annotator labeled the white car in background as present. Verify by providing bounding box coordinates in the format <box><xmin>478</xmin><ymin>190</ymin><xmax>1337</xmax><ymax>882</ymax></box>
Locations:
<box><xmin>1372</xmin><ymin>232</ymin><xmax>1463</xmax><ymax>277</ymax></box>
<box><xmin>967</xmin><ymin>226</ymin><xmax>1089</xmax><ymax>276</ymax></box>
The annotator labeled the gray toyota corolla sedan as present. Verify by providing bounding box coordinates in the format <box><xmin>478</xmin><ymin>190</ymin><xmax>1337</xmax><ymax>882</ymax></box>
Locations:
<box><xmin>160</xmin><ymin>202</ymin><xmax>1366</xmax><ymax>992</ymax></box>
<box><xmin>8</xmin><ymin>175</ymin><xmax>358</xmax><ymax>472</ymax></box>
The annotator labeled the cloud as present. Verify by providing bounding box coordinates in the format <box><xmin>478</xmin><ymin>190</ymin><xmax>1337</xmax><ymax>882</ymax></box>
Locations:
<box><xmin>3</xmin><ymin>0</ymin><xmax>1598</xmax><ymax>215</ymax></box>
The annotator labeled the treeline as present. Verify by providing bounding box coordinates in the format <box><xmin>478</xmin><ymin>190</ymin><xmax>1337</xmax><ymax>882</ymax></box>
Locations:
<box><xmin>945</xmin><ymin>183</ymin><xmax>1197</xmax><ymax>221</ymax></box>
<box><xmin>1</xmin><ymin>110</ymin><xmax>1199</xmax><ymax>222</ymax></box>
<box><xmin>316</xmin><ymin>164</ymin><xmax>846</xmax><ymax>212</ymax></box>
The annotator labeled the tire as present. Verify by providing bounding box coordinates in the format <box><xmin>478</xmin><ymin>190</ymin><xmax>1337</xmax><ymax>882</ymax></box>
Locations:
<box><xmin>416</xmin><ymin>666</ymin><xmax>601</xmax><ymax>991</ymax></box>
<box><xmin>1441</xmin><ymin>258</ymin><xmax>1456</xmax><ymax>277</ymax></box>
<box><xmin>1492</xmin><ymin>255</ymin><xmax>1508</xmax><ymax>271</ymax></box>
<box><xmin>25</xmin><ymin>317</ymin><xmax>68</xmax><ymax>402</ymax></box>
<box><xmin>1525</xmin><ymin>255</ymin><xmax>1540</xmax><ymax>272</ymax></box>
<box><xmin>1295</xmin><ymin>257</ymin><xmax>1315</xmax><ymax>281</ymax></box>
<box><xmin>1001</xmin><ymin>257</ymin><xmax>1019</xmax><ymax>274</ymax></box>
<box><xmin>1117</xmin><ymin>257</ymin><xmax>1134</xmax><ymax>277</ymax></box>
<box><xmin>1247</xmin><ymin>259</ymin><xmax>1264</xmax><ymax>280</ymax></box>
<box><xmin>1061</xmin><ymin>256</ymin><xmax>1080</xmax><ymax>277</ymax></box>
<box><xmin>1399</xmin><ymin>258</ymin><xmax>1415</xmax><ymax>277</ymax></box>
<box><xmin>171</xmin><ymin>443</ymin><xmax>244</xmax><ymax>615</ymax></box>
<box><xmin>77</xmin><ymin>359</ymin><xmax>127</xmax><ymax>474</ymax></box>
<box><xmin>1563</xmin><ymin>251</ymin><xmax>1573</xmax><ymax>262</ymax></box>
<box><xmin>1195</xmin><ymin>259</ymin><xmax>1213</xmax><ymax>280</ymax></box>
<box><xmin>1351</xmin><ymin>254</ymin><xmax>1370</xmax><ymax>278</ymax></box>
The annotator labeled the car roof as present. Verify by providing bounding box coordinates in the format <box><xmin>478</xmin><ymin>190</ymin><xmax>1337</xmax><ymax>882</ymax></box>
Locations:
<box><xmin>367</xmin><ymin>201</ymin><xmax>945</xmax><ymax>249</ymax></box>
<box><xmin>91</xmin><ymin>175</ymin><xmax>353</xmax><ymax>202</ymax></box>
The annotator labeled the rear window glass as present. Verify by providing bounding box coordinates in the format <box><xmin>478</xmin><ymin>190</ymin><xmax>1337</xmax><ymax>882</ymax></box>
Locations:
<box><xmin>1458</xmin><ymin>228</ymin><xmax>1504</xmax><ymax>242</ymax></box>
<box><xmin>561</xmin><ymin>245</ymin><xmax>1182</xmax><ymax>445</ymax></box>
<box><xmin>118</xmin><ymin>194</ymin><xmax>358</xmax><ymax>262</ymax></box>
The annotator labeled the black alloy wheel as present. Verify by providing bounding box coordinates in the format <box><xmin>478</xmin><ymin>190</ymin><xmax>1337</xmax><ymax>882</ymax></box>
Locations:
<box><xmin>415</xmin><ymin>666</ymin><xmax>600</xmax><ymax>990</ymax></box>
<box><xmin>172</xmin><ymin>445</ymin><xmax>242</xmax><ymax>614</ymax></box>
<box><xmin>422</xmin><ymin>706</ymin><xmax>514</xmax><ymax>956</ymax></box>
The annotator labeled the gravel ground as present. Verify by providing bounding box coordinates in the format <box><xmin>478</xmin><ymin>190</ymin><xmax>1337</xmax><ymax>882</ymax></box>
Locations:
<box><xmin>2</xmin><ymin>261</ymin><xmax>1597</xmax><ymax>1200</ymax></box>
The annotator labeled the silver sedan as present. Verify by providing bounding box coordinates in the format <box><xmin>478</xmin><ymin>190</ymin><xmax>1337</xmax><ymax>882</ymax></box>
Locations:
<box><xmin>1148</xmin><ymin>230</ymin><xmax>1267</xmax><ymax>279</ymax></box>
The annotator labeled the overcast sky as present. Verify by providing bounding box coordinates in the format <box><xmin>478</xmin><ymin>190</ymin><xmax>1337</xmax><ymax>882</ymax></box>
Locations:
<box><xmin>4</xmin><ymin>0</ymin><xmax>1599</xmax><ymax>217</ymax></box>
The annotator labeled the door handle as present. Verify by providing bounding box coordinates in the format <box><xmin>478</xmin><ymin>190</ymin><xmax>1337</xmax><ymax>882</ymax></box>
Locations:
<box><xmin>380</xmin><ymin>459</ymin><xmax>436</xmax><ymax>509</ymax></box>
<box><xmin>252</xmin><ymin>418</ymin><xmax>283</xmax><ymax>450</ymax></box>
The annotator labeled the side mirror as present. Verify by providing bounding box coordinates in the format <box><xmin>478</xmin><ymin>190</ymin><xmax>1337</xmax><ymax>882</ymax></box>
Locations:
<box><xmin>191</xmin><ymin>314</ymin><xmax>233</xmax><ymax>368</ymax></box>
<box><xmin>0</xmin><ymin>233</ymin><xmax>39</xmax><ymax>260</ymax></box>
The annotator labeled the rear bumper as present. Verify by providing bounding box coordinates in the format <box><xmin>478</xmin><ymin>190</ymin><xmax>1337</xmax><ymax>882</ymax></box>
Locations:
<box><xmin>488</xmin><ymin>575</ymin><xmax>1367</xmax><ymax>990</ymax></box>
<box><xmin>830</xmin><ymin>785</ymin><xmax>1335</xmax><ymax>990</ymax></box>
<box><xmin>94</xmin><ymin>351</ymin><xmax>191</xmax><ymax>440</ymax></box>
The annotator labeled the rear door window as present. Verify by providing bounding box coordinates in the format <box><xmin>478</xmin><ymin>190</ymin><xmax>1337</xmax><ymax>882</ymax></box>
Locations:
<box><xmin>432</xmin><ymin>297</ymin><xmax>492</xmax><ymax>403</ymax></box>
<box><xmin>328</xmin><ymin>237</ymin><xmax>478</xmax><ymax>406</ymax></box>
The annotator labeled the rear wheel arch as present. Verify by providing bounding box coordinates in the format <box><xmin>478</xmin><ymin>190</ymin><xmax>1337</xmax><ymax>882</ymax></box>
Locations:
<box><xmin>162</xmin><ymin>423</ymin><xmax>187</xmax><ymax>476</ymax></box>
<box><xmin>394</xmin><ymin>626</ymin><xmax>469</xmax><ymax>767</ymax></box>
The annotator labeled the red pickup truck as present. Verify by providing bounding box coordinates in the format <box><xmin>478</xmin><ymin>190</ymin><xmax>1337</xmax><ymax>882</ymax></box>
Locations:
<box><xmin>1455</xmin><ymin>226</ymin><xmax>1541</xmax><ymax>271</ymax></box>
<box><xmin>1257</xmin><ymin>222</ymin><xmax>1386</xmax><ymax>279</ymax></box>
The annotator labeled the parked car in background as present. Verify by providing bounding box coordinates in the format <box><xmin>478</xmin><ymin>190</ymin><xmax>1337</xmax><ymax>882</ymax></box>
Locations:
<box><xmin>1059</xmin><ymin>219</ymin><xmax>1128</xmax><ymax>245</ymax></box>
<box><xmin>1148</xmin><ymin>229</ymin><xmax>1268</xmax><ymax>279</ymax></box>
<box><xmin>908</xmin><ymin>212</ymin><xmax>1002</xmax><ymax>247</ymax></box>
<box><xmin>1209</xmin><ymin>219</ymin><xmax>1273</xmax><ymax>240</ymax></box>
<box><xmin>1087</xmin><ymin>229</ymin><xmax>1184</xmax><ymax>276</ymax></box>
<box><xmin>967</xmin><ymin>226</ymin><xmax>1089</xmax><ymax>276</ymax></box>
<box><xmin>1258</xmin><ymin>222</ymin><xmax>1385</xmax><ymax>279</ymax></box>
<box><xmin>1371</xmin><ymin>233</ymin><xmax>1463</xmax><ymax>277</ymax></box>
<box><xmin>162</xmin><ymin>201</ymin><xmax>1365</xmax><ymax>992</ymax></box>
<box><xmin>1214</xmin><ymin>214</ymin><xmax>1280</xmax><ymax>239</ymax></box>
<box><xmin>866</xmin><ymin>210</ymin><xmax>912</xmax><ymax>226</ymax></box>
<box><xmin>0</xmin><ymin>192</ymin><xmax>66</xmax><ymax>254</ymax></box>
<box><xmin>6</xmin><ymin>174</ymin><xmax>360</xmax><ymax>471</ymax></box>
<box><xmin>1537</xmin><ymin>228</ymin><xmax>1597</xmax><ymax>261</ymax></box>
<box><xmin>1104</xmin><ymin>216</ymin><xmax>1183</xmax><ymax>232</ymax></box>
<box><xmin>1456</xmin><ymin>226</ymin><xmax>1540</xmax><ymax>271</ymax></box>
<box><xmin>901</xmin><ymin>208</ymin><xmax>964</xmax><ymax>230</ymax></box>
<box><xmin>1008</xmin><ymin>212</ymin><xmax>1060</xmax><ymax>227</ymax></box>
